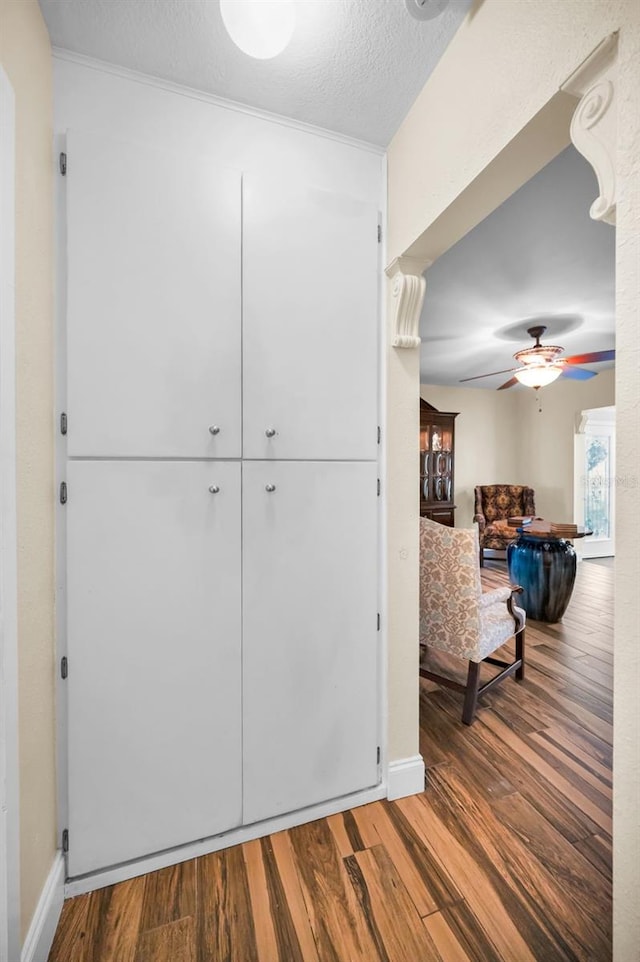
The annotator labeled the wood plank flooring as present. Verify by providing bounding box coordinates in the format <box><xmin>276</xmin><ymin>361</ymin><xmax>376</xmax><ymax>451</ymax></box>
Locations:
<box><xmin>49</xmin><ymin>558</ymin><xmax>613</xmax><ymax>962</ymax></box>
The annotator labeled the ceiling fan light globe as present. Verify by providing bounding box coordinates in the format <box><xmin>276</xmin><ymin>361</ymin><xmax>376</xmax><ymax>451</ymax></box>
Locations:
<box><xmin>514</xmin><ymin>364</ymin><xmax>564</xmax><ymax>389</ymax></box>
<box><xmin>220</xmin><ymin>0</ymin><xmax>295</xmax><ymax>59</ymax></box>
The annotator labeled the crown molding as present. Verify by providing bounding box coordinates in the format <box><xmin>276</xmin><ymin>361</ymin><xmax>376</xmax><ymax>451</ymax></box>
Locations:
<box><xmin>561</xmin><ymin>34</ymin><xmax>618</xmax><ymax>99</ymax></box>
<box><xmin>385</xmin><ymin>256</ymin><xmax>430</xmax><ymax>349</ymax></box>
<box><xmin>52</xmin><ymin>48</ymin><xmax>385</xmax><ymax>157</ymax></box>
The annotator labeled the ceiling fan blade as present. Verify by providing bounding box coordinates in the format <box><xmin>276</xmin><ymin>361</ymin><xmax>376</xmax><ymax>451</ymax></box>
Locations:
<box><xmin>564</xmin><ymin>350</ymin><xmax>615</xmax><ymax>365</ymax></box>
<box><xmin>497</xmin><ymin>377</ymin><xmax>518</xmax><ymax>391</ymax></box>
<box><xmin>459</xmin><ymin>367</ymin><xmax>518</xmax><ymax>383</ymax></box>
<box><xmin>561</xmin><ymin>366</ymin><xmax>597</xmax><ymax>381</ymax></box>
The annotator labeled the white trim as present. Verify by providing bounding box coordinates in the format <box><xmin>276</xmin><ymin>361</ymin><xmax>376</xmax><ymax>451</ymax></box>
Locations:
<box><xmin>386</xmin><ymin>755</ymin><xmax>426</xmax><ymax>801</ymax></box>
<box><xmin>561</xmin><ymin>33</ymin><xmax>618</xmax><ymax>98</ymax></box>
<box><xmin>20</xmin><ymin>854</ymin><xmax>65</xmax><ymax>962</ymax></box>
<box><xmin>377</xmin><ymin>153</ymin><xmax>389</xmax><ymax>790</ymax></box>
<box><xmin>0</xmin><ymin>65</ymin><xmax>21</xmax><ymax>962</ymax></box>
<box><xmin>65</xmin><ymin>782</ymin><xmax>386</xmax><ymax>897</ymax></box>
<box><xmin>51</xmin><ymin>48</ymin><xmax>385</xmax><ymax>157</ymax></box>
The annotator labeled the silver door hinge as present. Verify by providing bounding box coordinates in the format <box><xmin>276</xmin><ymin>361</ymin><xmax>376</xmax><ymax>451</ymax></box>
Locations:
<box><xmin>61</xmin><ymin>657</ymin><xmax>68</xmax><ymax>679</ymax></box>
<box><xmin>377</xmin><ymin>746</ymin><xmax>381</xmax><ymax>764</ymax></box>
<box><xmin>59</xmin><ymin>153</ymin><xmax>67</xmax><ymax>176</ymax></box>
<box><xmin>377</xmin><ymin>478</ymin><xmax>381</xmax><ymax>496</ymax></box>
<box><xmin>377</xmin><ymin>224</ymin><xmax>382</xmax><ymax>244</ymax></box>
<box><xmin>62</xmin><ymin>829</ymin><xmax>69</xmax><ymax>853</ymax></box>
<box><xmin>60</xmin><ymin>412</ymin><xmax>67</xmax><ymax>435</ymax></box>
<box><xmin>377</xmin><ymin>425</ymin><xmax>381</xmax><ymax>444</ymax></box>
<box><xmin>60</xmin><ymin>482</ymin><xmax>67</xmax><ymax>504</ymax></box>
<box><xmin>377</xmin><ymin>613</ymin><xmax>381</xmax><ymax>631</ymax></box>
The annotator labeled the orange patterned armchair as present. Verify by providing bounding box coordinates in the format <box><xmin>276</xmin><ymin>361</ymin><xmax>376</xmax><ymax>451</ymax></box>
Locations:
<box><xmin>474</xmin><ymin>485</ymin><xmax>536</xmax><ymax>566</ymax></box>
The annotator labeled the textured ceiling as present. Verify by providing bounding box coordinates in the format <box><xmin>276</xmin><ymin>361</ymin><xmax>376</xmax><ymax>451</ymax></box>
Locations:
<box><xmin>420</xmin><ymin>146</ymin><xmax>616</xmax><ymax>389</ymax></box>
<box><xmin>39</xmin><ymin>0</ymin><xmax>472</xmax><ymax>146</ymax></box>
<box><xmin>39</xmin><ymin>1</ymin><xmax>611</xmax><ymax>389</ymax></box>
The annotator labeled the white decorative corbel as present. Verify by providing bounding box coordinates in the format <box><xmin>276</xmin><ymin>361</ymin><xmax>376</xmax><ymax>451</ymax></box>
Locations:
<box><xmin>562</xmin><ymin>34</ymin><xmax>618</xmax><ymax>226</ymax></box>
<box><xmin>575</xmin><ymin>412</ymin><xmax>589</xmax><ymax>434</ymax></box>
<box><xmin>385</xmin><ymin>255</ymin><xmax>430</xmax><ymax>349</ymax></box>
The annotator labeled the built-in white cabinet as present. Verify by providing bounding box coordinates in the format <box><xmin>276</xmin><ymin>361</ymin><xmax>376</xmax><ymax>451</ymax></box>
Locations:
<box><xmin>63</xmin><ymin>130</ymin><xmax>380</xmax><ymax>878</ymax></box>
<box><xmin>66</xmin><ymin>130</ymin><xmax>242</xmax><ymax>459</ymax></box>
<box><xmin>66</xmin><ymin>460</ymin><xmax>243</xmax><ymax>877</ymax></box>
<box><xmin>242</xmin><ymin>175</ymin><xmax>379</xmax><ymax>460</ymax></box>
<box><xmin>242</xmin><ymin>461</ymin><xmax>379</xmax><ymax>824</ymax></box>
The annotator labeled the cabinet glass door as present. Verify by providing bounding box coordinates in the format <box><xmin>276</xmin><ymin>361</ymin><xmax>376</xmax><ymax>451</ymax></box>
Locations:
<box><xmin>420</xmin><ymin>423</ymin><xmax>432</xmax><ymax>505</ymax></box>
<box><xmin>432</xmin><ymin>451</ymin><xmax>452</xmax><ymax>502</ymax></box>
<box><xmin>421</xmin><ymin>421</ymin><xmax>454</xmax><ymax>507</ymax></box>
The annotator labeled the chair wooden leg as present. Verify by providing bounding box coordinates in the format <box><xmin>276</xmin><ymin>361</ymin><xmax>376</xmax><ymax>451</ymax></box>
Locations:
<box><xmin>479</xmin><ymin>546</ymin><xmax>485</xmax><ymax>568</ymax></box>
<box><xmin>515</xmin><ymin>627</ymin><xmax>525</xmax><ymax>681</ymax></box>
<box><xmin>462</xmin><ymin>661</ymin><xmax>482</xmax><ymax>725</ymax></box>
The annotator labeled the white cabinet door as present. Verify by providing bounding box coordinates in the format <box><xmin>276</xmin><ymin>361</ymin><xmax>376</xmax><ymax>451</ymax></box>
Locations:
<box><xmin>242</xmin><ymin>461</ymin><xmax>379</xmax><ymax>824</ymax></box>
<box><xmin>66</xmin><ymin>130</ymin><xmax>241</xmax><ymax>458</ymax></box>
<box><xmin>243</xmin><ymin>175</ymin><xmax>379</xmax><ymax>461</ymax></box>
<box><xmin>66</xmin><ymin>460</ymin><xmax>242</xmax><ymax>876</ymax></box>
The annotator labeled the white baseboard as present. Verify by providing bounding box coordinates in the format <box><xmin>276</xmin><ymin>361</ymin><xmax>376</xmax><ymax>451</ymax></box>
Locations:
<box><xmin>21</xmin><ymin>851</ymin><xmax>65</xmax><ymax>962</ymax></box>
<box><xmin>387</xmin><ymin>755</ymin><xmax>425</xmax><ymax>801</ymax></box>
<box><xmin>65</xmin><ymin>781</ymin><xmax>387</xmax><ymax>897</ymax></box>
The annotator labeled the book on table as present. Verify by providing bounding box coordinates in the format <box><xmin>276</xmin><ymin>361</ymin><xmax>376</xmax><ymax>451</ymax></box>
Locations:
<box><xmin>508</xmin><ymin>516</ymin><xmax>536</xmax><ymax>527</ymax></box>
<box><xmin>549</xmin><ymin>522</ymin><xmax>579</xmax><ymax>536</ymax></box>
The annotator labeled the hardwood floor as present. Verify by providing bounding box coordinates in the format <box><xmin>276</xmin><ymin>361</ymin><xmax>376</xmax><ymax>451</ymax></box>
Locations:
<box><xmin>49</xmin><ymin>559</ymin><xmax>613</xmax><ymax>962</ymax></box>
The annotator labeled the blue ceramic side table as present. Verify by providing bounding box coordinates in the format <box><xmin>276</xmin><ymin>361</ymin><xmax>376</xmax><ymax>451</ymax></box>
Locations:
<box><xmin>506</xmin><ymin>523</ymin><xmax>592</xmax><ymax>623</ymax></box>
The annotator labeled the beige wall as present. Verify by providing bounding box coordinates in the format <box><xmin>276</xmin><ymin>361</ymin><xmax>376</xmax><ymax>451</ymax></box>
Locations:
<box><xmin>422</xmin><ymin>370</ymin><xmax>616</xmax><ymax>528</ymax></box>
<box><xmin>516</xmin><ymin>369</ymin><xmax>616</xmax><ymax>522</ymax></box>
<box><xmin>387</xmin><ymin>2</ymin><xmax>639</xmax><ymax>958</ymax></box>
<box><xmin>388</xmin><ymin>0</ymin><xmax>630</xmax><ymax>260</ymax></box>
<box><xmin>0</xmin><ymin>0</ymin><xmax>56</xmax><ymax>942</ymax></box>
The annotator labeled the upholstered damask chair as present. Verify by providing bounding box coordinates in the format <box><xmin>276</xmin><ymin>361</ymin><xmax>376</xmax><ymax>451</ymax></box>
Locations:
<box><xmin>419</xmin><ymin>518</ymin><xmax>526</xmax><ymax>725</ymax></box>
<box><xmin>474</xmin><ymin>484</ymin><xmax>536</xmax><ymax>566</ymax></box>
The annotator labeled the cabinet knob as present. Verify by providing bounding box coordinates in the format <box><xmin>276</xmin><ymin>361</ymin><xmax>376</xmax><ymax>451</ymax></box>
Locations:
<box><xmin>209</xmin><ymin>425</ymin><xmax>220</xmax><ymax>435</ymax></box>
<box><xmin>209</xmin><ymin>485</ymin><xmax>220</xmax><ymax>494</ymax></box>
<box><xmin>265</xmin><ymin>428</ymin><xmax>276</xmax><ymax>438</ymax></box>
<box><xmin>265</xmin><ymin>484</ymin><xmax>276</xmax><ymax>493</ymax></box>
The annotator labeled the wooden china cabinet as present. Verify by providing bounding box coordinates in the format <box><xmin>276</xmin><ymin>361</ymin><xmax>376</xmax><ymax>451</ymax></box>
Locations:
<box><xmin>420</xmin><ymin>399</ymin><xmax>458</xmax><ymax>526</ymax></box>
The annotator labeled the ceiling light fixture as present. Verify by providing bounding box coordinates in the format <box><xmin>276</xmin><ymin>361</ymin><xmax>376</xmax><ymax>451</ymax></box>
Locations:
<box><xmin>220</xmin><ymin>0</ymin><xmax>295</xmax><ymax>60</ymax></box>
<box><xmin>512</xmin><ymin>325</ymin><xmax>565</xmax><ymax>388</ymax></box>
<box><xmin>513</xmin><ymin>364</ymin><xmax>564</xmax><ymax>389</ymax></box>
<box><xmin>404</xmin><ymin>0</ymin><xmax>450</xmax><ymax>21</ymax></box>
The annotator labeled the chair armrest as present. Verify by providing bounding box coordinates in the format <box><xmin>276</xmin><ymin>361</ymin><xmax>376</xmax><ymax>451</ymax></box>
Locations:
<box><xmin>506</xmin><ymin>585</ymin><xmax>524</xmax><ymax>611</ymax></box>
<box><xmin>480</xmin><ymin>585</ymin><xmax>525</xmax><ymax>633</ymax></box>
<box><xmin>506</xmin><ymin>585</ymin><xmax>525</xmax><ymax>632</ymax></box>
<box><xmin>479</xmin><ymin>586</ymin><xmax>512</xmax><ymax>608</ymax></box>
<box><xmin>473</xmin><ymin>513</ymin><xmax>486</xmax><ymax>532</ymax></box>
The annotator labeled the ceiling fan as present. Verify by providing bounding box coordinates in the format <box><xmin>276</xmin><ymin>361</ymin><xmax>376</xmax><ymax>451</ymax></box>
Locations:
<box><xmin>460</xmin><ymin>325</ymin><xmax>615</xmax><ymax>391</ymax></box>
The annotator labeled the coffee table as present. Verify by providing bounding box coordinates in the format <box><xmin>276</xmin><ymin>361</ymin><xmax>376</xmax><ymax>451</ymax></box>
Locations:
<box><xmin>506</xmin><ymin>519</ymin><xmax>592</xmax><ymax>623</ymax></box>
